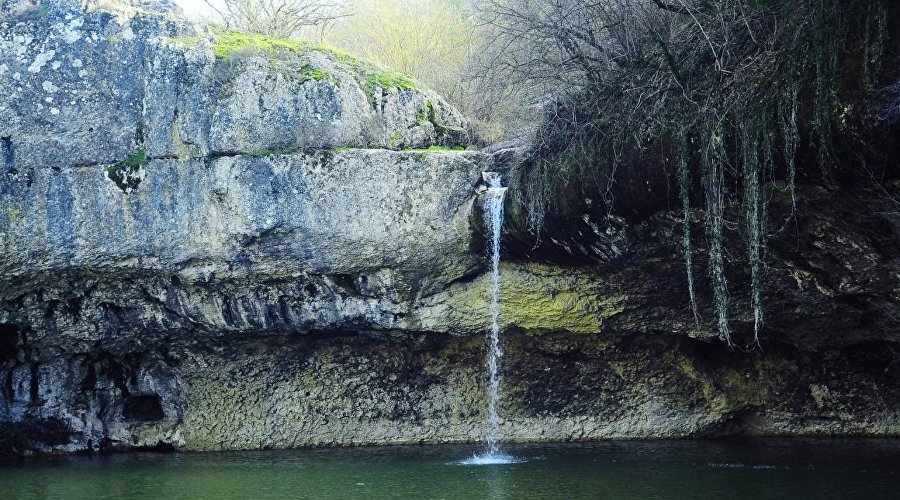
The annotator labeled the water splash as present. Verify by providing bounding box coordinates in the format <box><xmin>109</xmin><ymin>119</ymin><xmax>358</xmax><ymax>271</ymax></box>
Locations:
<box><xmin>458</xmin><ymin>453</ymin><xmax>524</xmax><ymax>466</ymax></box>
<box><xmin>459</xmin><ymin>172</ymin><xmax>520</xmax><ymax>466</ymax></box>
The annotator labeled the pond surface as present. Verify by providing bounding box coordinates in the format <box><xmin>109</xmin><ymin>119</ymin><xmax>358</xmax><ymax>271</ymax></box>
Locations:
<box><xmin>1</xmin><ymin>439</ymin><xmax>898</xmax><ymax>499</ymax></box>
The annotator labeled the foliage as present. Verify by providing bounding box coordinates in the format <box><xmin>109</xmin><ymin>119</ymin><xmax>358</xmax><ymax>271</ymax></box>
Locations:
<box><xmin>201</xmin><ymin>0</ymin><xmax>349</xmax><ymax>41</ymax></box>
<box><xmin>486</xmin><ymin>0</ymin><xmax>893</xmax><ymax>347</ymax></box>
<box><xmin>329</xmin><ymin>0</ymin><xmax>470</xmax><ymax>94</ymax></box>
<box><xmin>327</xmin><ymin>0</ymin><xmax>520</xmax><ymax>142</ymax></box>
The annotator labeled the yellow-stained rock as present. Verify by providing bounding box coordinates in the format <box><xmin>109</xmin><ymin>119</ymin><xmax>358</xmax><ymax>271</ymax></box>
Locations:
<box><xmin>416</xmin><ymin>262</ymin><xmax>626</xmax><ymax>334</ymax></box>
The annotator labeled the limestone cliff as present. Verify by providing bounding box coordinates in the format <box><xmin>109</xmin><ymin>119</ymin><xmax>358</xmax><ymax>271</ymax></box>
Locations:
<box><xmin>1</xmin><ymin>1</ymin><xmax>898</xmax><ymax>456</ymax></box>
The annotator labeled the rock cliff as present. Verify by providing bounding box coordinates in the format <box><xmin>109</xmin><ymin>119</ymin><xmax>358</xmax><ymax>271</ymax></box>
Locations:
<box><xmin>1</xmin><ymin>1</ymin><xmax>898</xmax><ymax>456</ymax></box>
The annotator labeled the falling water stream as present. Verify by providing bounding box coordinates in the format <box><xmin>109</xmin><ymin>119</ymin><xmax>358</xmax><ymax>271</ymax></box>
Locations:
<box><xmin>459</xmin><ymin>172</ymin><xmax>521</xmax><ymax>465</ymax></box>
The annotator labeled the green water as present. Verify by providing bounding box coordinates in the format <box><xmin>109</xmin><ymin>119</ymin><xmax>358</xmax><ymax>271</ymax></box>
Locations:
<box><xmin>1</xmin><ymin>440</ymin><xmax>898</xmax><ymax>499</ymax></box>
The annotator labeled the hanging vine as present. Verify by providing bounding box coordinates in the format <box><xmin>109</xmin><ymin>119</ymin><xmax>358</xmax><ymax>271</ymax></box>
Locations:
<box><xmin>676</xmin><ymin>125</ymin><xmax>701</xmax><ymax>328</ymax></box>
<box><xmin>491</xmin><ymin>0</ymin><xmax>891</xmax><ymax>347</ymax></box>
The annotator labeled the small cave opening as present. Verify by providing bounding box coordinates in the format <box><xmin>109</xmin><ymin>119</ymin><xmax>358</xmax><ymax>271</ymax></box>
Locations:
<box><xmin>331</xmin><ymin>273</ymin><xmax>359</xmax><ymax>295</ymax></box>
<box><xmin>0</xmin><ymin>323</ymin><xmax>21</xmax><ymax>362</ymax></box>
<box><xmin>135</xmin><ymin>440</ymin><xmax>176</xmax><ymax>453</ymax></box>
<box><xmin>122</xmin><ymin>394</ymin><xmax>165</xmax><ymax>422</ymax></box>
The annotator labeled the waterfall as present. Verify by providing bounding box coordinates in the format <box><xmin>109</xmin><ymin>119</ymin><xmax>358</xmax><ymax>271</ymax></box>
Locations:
<box><xmin>483</xmin><ymin>172</ymin><xmax>506</xmax><ymax>456</ymax></box>
<box><xmin>459</xmin><ymin>172</ymin><xmax>521</xmax><ymax>465</ymax></box>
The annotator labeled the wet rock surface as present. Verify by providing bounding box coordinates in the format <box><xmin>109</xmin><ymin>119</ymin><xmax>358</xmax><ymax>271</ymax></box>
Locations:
<box><xmin>2</xmin><ymin>329</ymin><xmax>898</xmax><ymax>454</ymax></box>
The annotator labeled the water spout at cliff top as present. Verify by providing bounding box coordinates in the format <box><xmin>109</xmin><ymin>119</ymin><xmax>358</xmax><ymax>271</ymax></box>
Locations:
<box><xmin>458</xmin><ymin>172</ymin><xmax>521</xmax><ymax>466</ymax></box>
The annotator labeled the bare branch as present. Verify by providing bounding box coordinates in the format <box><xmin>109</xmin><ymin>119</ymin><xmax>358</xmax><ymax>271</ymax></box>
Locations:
<box><xmin>209</xmin><ymin>0</ymin><xmax>351</xmax><ymax>39</ymax></box>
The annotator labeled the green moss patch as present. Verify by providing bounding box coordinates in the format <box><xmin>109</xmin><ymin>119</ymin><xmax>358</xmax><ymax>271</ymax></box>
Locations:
<box><xmin>361</xmin><ymin>71</ymin><xmax>418</xmax><ymax>106</ymax></box>
<box><xmin>311</xmin><ymin>44</ymin><xmax>368</xmax><ymax>69</ymax></box>
<box><xmin>309</xmin><ymin>45</ymin><xmax>416</xmax><ymax>94</ymax></box>
<box><xmin>209</xmin><ymin>31</ymin><xmax>305</xmax><ymax>59</ymax></box>
<box><xmin>435</xmin><ymin>263</ymin><xmax>624</xmax><ymax>334</ymax></box>
<box><xmin>107</xmin><ymin>149</ymin><xmax>148</xmax><ymax>194</ymax></box>
<box><xmin>168</xmin><ymin>31</ymin><xmax>329</xmax><ymax>84</ymax></box>
<box><xmin>366</xmin><ymin>72</ymin><xmax>416</xmax><ymax>90</ymax></box>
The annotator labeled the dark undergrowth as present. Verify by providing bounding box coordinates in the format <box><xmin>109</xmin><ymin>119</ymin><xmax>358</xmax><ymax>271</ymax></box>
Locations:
<box><xmin>488</xmin><ymin>0</ymin><xmax>900</xmax><ymax>347</ymax></box>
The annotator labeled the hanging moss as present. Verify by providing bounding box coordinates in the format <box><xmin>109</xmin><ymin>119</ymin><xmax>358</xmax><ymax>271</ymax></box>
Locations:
<box><xmin>675</xmin><ymin>126</ymin><xmax>701</xmax><ymax>328</ymax></box>
<box><xmin>512</xmin><ymin>0</ymin><xmax>893</xmax><ymax>348</ymax></box>
<box><xmin>739</xmin><ymin>111</ymin><xmax>771</xmax><ymax>349</ymax></box>
<box><xmin>701</xmin><ymin>126</ymin><xmax>732</xmax><ymax>347</ymax></box>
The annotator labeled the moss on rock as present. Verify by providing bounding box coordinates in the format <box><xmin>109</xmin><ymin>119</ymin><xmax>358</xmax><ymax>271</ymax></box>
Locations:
<box><xmin>106</xmin><ymin>149</ymin><xmax>148</xmax><ymax>193</ymax></box>
<box><xmin>168</xmin><ymin>31</ymin><xmax>329</xmax><ymax>83</ymax></box>
<box><xmin>420</xmin><ymin>263</ymin><xmax>626</xmax><ymax>334</ymax></box>
<box><xmin>366</xmin><ymin>72</ymin><xmax>416</xmax><ymax>91</ymax></box>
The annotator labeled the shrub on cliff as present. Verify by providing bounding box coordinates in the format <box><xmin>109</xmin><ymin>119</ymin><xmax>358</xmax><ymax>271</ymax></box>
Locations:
<box><xmin>482</xmin><ymin>0</ymin><xmax>899</xmax><ymax>347</ymax></box>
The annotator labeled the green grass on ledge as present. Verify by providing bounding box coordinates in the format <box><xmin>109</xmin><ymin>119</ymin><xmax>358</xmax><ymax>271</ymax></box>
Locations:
<box><xmin>167</xmin><ymin>31</ymin><xmax>329</xmax><ymax>83</ymax></box>
<box><xmin>167</xmin><ymin>31</ymin><xmax>419</xmax><ymax>92</ymax></box>
<box><xmin>402</xmin><ymin>145</ymin><xmax>466</xmax><ymax>152</ymax></box>
<box><xmin>165</xmin><ymin>32</ymin><xmax>303</xmax><ymax>59</ymax></box>
<box><xmin>210</xmin><ymin>31</ymin><xmax>305</xmax><ymax>59</ymax></box>
<box><xmin>366</xmin><ymin>72</ymin><xmax>417</xmax><ymax>90</ymax></box>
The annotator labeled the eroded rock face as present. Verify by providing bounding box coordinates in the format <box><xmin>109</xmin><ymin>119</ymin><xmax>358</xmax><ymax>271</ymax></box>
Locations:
<box><xmin>0</xmin><ymin>146</ymin><xmax>499</xmax><ymax>346</ymax></box>
<box><xmin>1</xmin><ymin>1</ymin><xmax>899</xmax><ymax>456</ymax></box>
<box><xmin>2</xmin><ymin>329</ymin><xmax>898</xmax><ymax>454</ymax></box>
<box><xmin>0</xmin><ymin>150</ymin><xmax>487</xmax><ymax>297</ymax></box>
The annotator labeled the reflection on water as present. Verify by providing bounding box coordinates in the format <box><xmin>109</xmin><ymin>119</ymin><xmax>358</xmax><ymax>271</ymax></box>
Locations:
<box><xmin>485</xmin><ymin>462</ymin><xmax>507</xmax><ymax>500</ymax></box>
<box><xmin>1</xmin><ymin>439</ymin><xmax>899</xmax><ymax>499</ymax></box>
